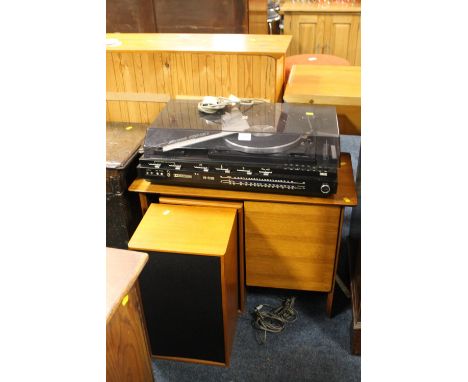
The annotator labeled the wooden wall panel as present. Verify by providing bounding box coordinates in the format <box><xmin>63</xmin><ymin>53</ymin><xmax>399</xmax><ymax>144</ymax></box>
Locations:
<box><xmin>106</xmin><ymin>0</ymin><xmax>156</xmax><ymax>33</ymax></box>
<box><xmin>153</xmin><ymin>0</ymin><xmax>248</xmax><ymax>34</ymax></box>
<box><xmin>248</xmin><ymin>0</ymin><xmax>268</xmax><ymax>34</ymax></box>
<box><xmin>106</xmin><ymin>52</ymin><xmax>280</xmax><ymax>123</ymax></box>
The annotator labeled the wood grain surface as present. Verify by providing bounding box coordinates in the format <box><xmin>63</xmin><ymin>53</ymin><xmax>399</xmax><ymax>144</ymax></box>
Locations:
<box><xmin>106</xmin><ymin>247</ymin><xmax>149</xmax><ymax>323</ymax></box>
<box><xmin>249</xmin><ymin>0</ymin><xmax>268</xmax><ymax>34</ymax></box>
<box><xmin>106</xmin><ymin>50</ymin><xmax>284</xmax><ymax>122</ymax></box>
<box><xmin>106</xmin><ymin>33</ymin><xmax>292</xmax><ymax>56</ymax></box>
<box><xmin>244</xmin><ymin>201</ymin><xmax>341</xmax><ymax>291</ymax></box>
<box><xmin>106</xmin><ymin>0</ymin><xmax>156</xmax><ymax>33</ymax></box>
<box><xmin>107</xmin><ymin>283</ymin><xmax>154</xmax><ymax>382</ymax></box>
<box><xmin>128</xmin><ymin>203</ymin><xmax>237</xmax><ymax>256</ymax></box>
<box><xmin>282</xmin><ymin>6</ymin><xmax>360</xmax><ymax>65</ymax></box>
<box><xmin>106</xmin><ymin>248</ymin><xmax>153</xmax><ymax>382</ymax></box>
<box><xmin>221</xmin><ymin>223</ymin><xmax>239</xmax><ymax>367</ymax></box>
<box><xmin>280</xmin><ymin>1</ymin><xmax>361</xmax><ymax>13</ymax></box>
<box><xmin>284</xmin><ymin>65</ymin><xmax>361</xmax><ymax>135</ymax></box>
<box><xmin>129</xmin><ymin>153</ymin><xmax>357</xmax><ymax>207</ymax></box>
<box><xmin>152</xmin><ymin>0</ymin><xmax>248</xmax><ymax>34</ymax></box>
<box><xmin>285</xmin><ymin>65</ymin><xmax>361</xmax><ymax>105</ymax></box>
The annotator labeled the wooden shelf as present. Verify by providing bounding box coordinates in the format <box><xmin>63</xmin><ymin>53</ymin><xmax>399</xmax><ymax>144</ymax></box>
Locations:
<box><xmin>106</xmin><ymin>33</ymin><xmax>292</xmax><ymax>58</ymax></box>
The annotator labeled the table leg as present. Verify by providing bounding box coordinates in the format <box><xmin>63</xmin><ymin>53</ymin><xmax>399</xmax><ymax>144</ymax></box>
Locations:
<box><xmin>326</xmin><ymin>207</ymin><xmax>344</xmax><ymax>317</ymax></box>
<box><xmin>139</xmin><ymin>193</ymin><xmax>148</xmax><ymax>215</ymax></box>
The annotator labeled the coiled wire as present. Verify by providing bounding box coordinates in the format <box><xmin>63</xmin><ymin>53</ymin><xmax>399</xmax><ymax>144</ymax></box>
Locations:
<box><xmin>251</xmin><ymin>296</ymin><xmax>298</xmax><ymax>344</ymax></box>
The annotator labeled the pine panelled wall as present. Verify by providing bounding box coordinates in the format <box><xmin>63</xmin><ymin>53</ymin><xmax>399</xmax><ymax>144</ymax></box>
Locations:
<box><xmin>106</xmin><ymin>34</ymin><xmax>291</xmax><ymax>124</ymax></box>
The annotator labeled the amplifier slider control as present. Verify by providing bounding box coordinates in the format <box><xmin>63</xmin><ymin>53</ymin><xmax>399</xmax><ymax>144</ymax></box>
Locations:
<box><xmin>259</xmin><ymin>168</ymin><xmax>272</xmax><ymax>176</ymax></box>
<box><xmin>215</xmin><ymin>165</ymin><xmax>230</xmax><ymax>174</ymax></box>
<box><xmin>168</xmin><ymin>163</ymin><xmax>182</xmax><ymax>170</ymax></box>
<box><xmin>237</xmin><ymin>168</ymin><xmax>252</xmax><ymax>175</ymax></box>
<box><xmin>194</xmin><ymin>165</ymin><xmax>209</xmax><ymax>172</ymax></box>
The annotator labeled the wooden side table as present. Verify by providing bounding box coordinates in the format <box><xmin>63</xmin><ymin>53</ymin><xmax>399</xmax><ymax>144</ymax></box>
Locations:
<box><xmin>129</xmin><ymin>153</ymin><xmax>357</xmax><ymax>317</ymax></box>
<box><xmin>106</xmin><ymin>248</ymin><xmax>154</xmax><ymax>382</ymax></box>
<box><xmin>283</xmin><ymin>64</ymin><xmax>361</xmax><ymax>135</ymax></box>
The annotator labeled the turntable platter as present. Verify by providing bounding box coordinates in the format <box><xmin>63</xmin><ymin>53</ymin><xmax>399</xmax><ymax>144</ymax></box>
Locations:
<box><xmin>224</xmin><ymin>127</ymin><xmax>302</xmax><ymax>154</ymax></box>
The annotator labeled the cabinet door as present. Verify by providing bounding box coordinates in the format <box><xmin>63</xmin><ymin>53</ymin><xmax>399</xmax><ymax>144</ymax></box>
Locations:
<box><xmin>324</xmin><ymin>14</ymin><xmax>360</xmax><ymax>64</ymax></box>
<box><xmin>244</xmin><ymin>201</ymin><xmax>341</xmax><ymax>292</ymax></box>
<box><xmin>289</xmin><ymin>14</ymin><xmax>327</xmax><ymax>56</ymax></box>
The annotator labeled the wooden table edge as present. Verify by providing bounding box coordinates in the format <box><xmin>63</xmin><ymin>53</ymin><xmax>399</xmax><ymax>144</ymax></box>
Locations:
<box><xmin>106</xmin><ymin>249</ymin><xmax>149</xmax><ymax>324</ymax></box>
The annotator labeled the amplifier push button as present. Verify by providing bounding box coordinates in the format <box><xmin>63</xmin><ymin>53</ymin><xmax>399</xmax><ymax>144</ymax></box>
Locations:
<box><xmin>320</xmin><ymin>183</ymin><xmax>331</xmax><ymax>194</ymax></box>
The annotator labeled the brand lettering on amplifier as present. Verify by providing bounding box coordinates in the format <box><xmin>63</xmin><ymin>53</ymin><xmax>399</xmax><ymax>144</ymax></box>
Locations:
<box><xmin>174</xmin><ymin>174</ymin><xmax>192</xmax><ymax>179</ymax></box>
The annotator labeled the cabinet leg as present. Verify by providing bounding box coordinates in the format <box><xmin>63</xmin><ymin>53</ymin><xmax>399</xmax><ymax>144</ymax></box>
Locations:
<box><xmin>326</xmin><ymin>287</ymin><xmax>335</xmax><ymax>317</ymax></box>
<box><xmin>327</xmin><ymin>207</ymin><xmax>344</xmax><ymax>318</ymax></box>
<box><xmin>139</xmin><ymin>193</ymin><xmax>148</xmax><ymax>215</ymax></box>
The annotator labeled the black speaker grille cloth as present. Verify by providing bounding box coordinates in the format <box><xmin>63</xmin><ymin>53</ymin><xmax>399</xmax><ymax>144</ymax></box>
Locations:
<box><xmin>139</xmin><ymin>251</ymin><xmax>225</xmax><ymax>363</ymax></box>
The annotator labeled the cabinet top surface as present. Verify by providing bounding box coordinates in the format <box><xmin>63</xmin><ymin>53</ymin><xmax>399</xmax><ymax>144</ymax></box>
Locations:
<box><xmin>128</xmin><ymin>203</ymin><xmax>237</xmax><ymax>256</ymax></box>
<box><xmin>129</xmin><ymin>153</ymin><xmax>357</xmax><ymax>206</ymax></box>
<box><xmin>106</xmin><ymin>248</ymin><xmax>148</xmax><ymax>323</ymax></box>
<box><xmin>106</xmin><ymin>33</ymin><xmax>292</xmax><ymax>57</ymax></box>
<box><xmin>280</xmin><ymin>1</ymin><xmax>361</xmax><ymax>13</ymax></box>
<box><xmin>284</xmin><ymin>65</ymin><xmax>361</xmax><ymax>106</ymax></box>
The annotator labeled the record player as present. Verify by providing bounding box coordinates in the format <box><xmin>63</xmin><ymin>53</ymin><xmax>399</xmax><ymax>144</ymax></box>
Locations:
<box><xmin>138</xmin><ymin>100</ymin><xmax>340</xmax><ymax>197</ymax></box>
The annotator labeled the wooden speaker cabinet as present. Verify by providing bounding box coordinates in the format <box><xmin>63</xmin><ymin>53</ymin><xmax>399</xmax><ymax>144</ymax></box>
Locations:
<box><xmin>128</xmin><ymin>203</ymin><xmax>238</xmax><ymax>366</ymax></box>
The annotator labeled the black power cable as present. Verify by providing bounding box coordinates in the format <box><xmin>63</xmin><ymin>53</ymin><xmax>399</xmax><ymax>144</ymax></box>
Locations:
<box><xmin>251</xmin><ymin>296</ymin><xmax>298</xmax><ymax>344</ymax></box>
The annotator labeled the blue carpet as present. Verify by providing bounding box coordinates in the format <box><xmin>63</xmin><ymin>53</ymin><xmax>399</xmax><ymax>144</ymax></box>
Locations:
<box><xmin>152</xmin><ymin>287</ymin><xmax>361</xmax><ymax>382</ymax></box>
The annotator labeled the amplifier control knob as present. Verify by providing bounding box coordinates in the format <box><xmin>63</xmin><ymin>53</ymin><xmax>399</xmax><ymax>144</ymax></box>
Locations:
<box><xmin>320</xmin><ymin>183</ymin><xmax>331</xmax><ymax>194</ymax></box>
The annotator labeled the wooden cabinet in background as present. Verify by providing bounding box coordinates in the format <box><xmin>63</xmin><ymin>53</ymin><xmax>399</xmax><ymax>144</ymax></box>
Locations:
<box><xmin>153</xmin><ymin>0</ymin><xmax>248</xmax><ymax>33</ymax></box>
<box><xmin>282</xmin><ymin>2</ymin><xmax>361</xmax><ymax>65</ymax></box>
<box><xmin>107</xmin><ymin>0</ymin><xmax>251</xmax><ymax>33</ymax></box>
<box><xmin>249</xmin><ymin>0</ymin><xmax>268</xmax><ymax>34</ymax></box>
<box><xmin>325</xmin><ymin>14</ymin><xmax>360</xmax><ymax>65</ymax></box>
<box><xmin>106</xmin><ymin>0</ymin><xmax>157</xmax><ymax>32</ymax></box>
<box><xmin>288</xmin><ymin>13</ymin><xmax>326</xmax><ymax>56</ymax></box>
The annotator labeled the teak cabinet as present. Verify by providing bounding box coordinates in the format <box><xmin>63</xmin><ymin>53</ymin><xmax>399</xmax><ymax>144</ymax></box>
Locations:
<box><xmin>245</xmin><ymin>201</ymin><xmax>341</xmax><ymax>292</ymax></box>
<box><xmin>129</xmin><ymin>153</ymin><xmax>357</xmax><ymax>317</ymax></box>
<box><xmin>282</xmin><ymin>2</ymin><xmax>361</xmax><ymax>65</ymax></box>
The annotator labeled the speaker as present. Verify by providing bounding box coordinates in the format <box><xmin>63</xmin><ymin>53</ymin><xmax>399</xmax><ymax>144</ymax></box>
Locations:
<box><xmin>128</xmin><ymin>203</ymin><xmax>238</xmax><ymax>366</ymax></box>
